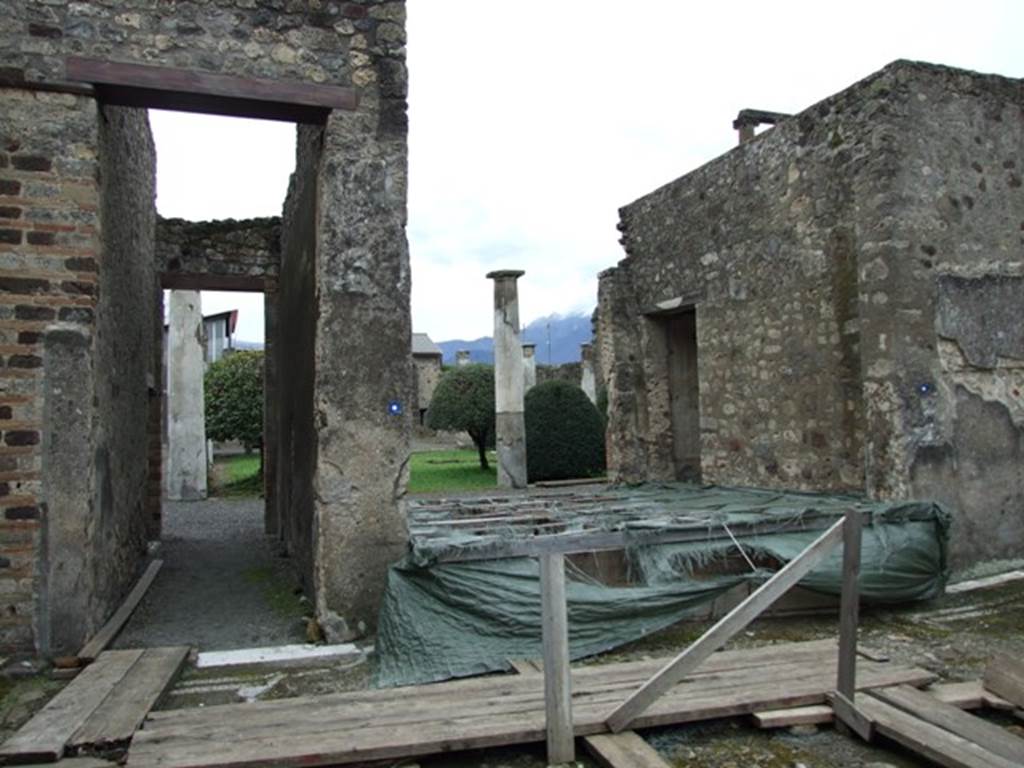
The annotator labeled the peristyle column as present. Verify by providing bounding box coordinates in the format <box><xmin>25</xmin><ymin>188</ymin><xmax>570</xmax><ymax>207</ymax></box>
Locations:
<box><xmin>487</xmin><ymin>270</ymin><xmax>528</xmax><ymax>488</ymax></box>
<box><xmin>580</xmin><ymin>342</ymin><xmax>597</xmax><ymax>404</ymax></box>
<box><xmin>166</xmin><ymin>289</ymin><xmax>207</xmax><ymax>500</ymax></box>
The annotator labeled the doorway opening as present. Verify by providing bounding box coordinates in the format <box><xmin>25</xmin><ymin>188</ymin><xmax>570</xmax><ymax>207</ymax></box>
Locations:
<box><xmin>109</xmin><ymin>108</ymin><xmax>311</xmax><ymax>652</ymax></box>
<box><xmin>664</xmin><ymin>309</ymin><xmax>702</xmax><ymax>482</ymax></box>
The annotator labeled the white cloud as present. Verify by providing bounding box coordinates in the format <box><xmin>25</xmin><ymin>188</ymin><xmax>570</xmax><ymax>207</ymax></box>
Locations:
<box><xmin>151</xmin><ymin>0</ymin><xmax>1024</xmax><ymax>342</ymax></box>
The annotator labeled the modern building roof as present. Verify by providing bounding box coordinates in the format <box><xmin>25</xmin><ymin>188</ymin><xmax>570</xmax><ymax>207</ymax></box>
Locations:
<box><xmin>412</xmin><ymin>332</ymin><xmax>442</xmax><ymax>357</ymax></box>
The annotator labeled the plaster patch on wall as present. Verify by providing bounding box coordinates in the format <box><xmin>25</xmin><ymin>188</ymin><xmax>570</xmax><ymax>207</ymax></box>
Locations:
<box><xmin>936</xmin><ymin>273</ymin><xmax>1024</xmax><ymax>367</ymax></box>
<box><xmin>937</xmin><ymin>338</ymin><xmax>1024</xmax><ymax>427</ymax></box>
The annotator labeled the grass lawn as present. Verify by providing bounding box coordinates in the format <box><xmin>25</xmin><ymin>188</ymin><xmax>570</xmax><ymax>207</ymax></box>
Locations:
<box><xmin>210</xmin><ymin>453</ymin><xmax>263</xmax><ymax>497</ymax></box>
<box><xmin>408</xmin><ymin>449</ymin><xmax>497</xmax><ymax>494</ymax></box>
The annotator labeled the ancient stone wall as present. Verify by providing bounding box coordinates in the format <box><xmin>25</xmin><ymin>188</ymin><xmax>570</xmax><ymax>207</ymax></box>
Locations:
<box><xmin>600</xmin><ymin>60</ymin><xmax>1024</xmax><ymax>566</ymax></box>
<box><xmin>156</xmin><ymin>217</ymin><xmax>280</xmax><ymax>290</ymax></box>
<box><xmin>863</xmin><ymin>64</ymin><xmax>1024</xmax><ymax>566</ymax></box>
<box><xmin>414</xmin><ymin>355</ymin><xmax>441</xmax><ymax>415</ymax></box>
<box><xmin>276</xmin><ymin>125</ymin><xmax>321</xmax><ymax>601</ymax></box>
<box><xmin>88</xmin><ymin>106</ymin><xmax>157</xmax><ymax>642</ymax></box>
<box><xmin>0</xmin><ymin>1</ymin><xmax>392</xmax><ymax>88</ymax></box>
<box><xmin>607</xmin><ymin>64</ymin><xmax>882</xmax><ymax>491</ymax></box>
<box><xmin>312</xmin><ymin>58</ymin><xmax>412</xmax><ymax>638</ymax></box>
<box><xmin>536</xmin><ymin>362</ymin><xmax>583</xmax><ymax>387</ymax></box>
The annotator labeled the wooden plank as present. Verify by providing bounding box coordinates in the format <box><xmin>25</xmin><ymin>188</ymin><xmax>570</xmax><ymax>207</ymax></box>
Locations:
<box><xmin>70</xmin><ymin>646</ymin><xmax>190</xmax><ymax>749</ymax></box>
<box><xmin>136</xmin><ymin>656</ymin><xmax>928</xmax><ymax>743</ymax></box>
<box><xmin>827</xmin><ymin>691</ymin><xmax>873</xmax><ymax>741</ymax></box>
<box><xmin>142</xmin><ymin>640</ymin><xmax>843</xmax><ymax>732</ymax></box>
<box><xmin>873</xmin><ymin>684</ymin><xmax>1024</xmax><ymax>764</ymax></box>
<box><xmin>507</xmin><ymin>659</ymin><xmax>542</xmax><ymax>676</ymax></box>
<box><xmin>429</xmin><ymin>511</ymin><xmax>843</xmax><ymax>563</ymax></box>
<box><xmin>984</xmin><ymin>692</ymin><xmax>1014</xmax><ymax>711</ymax></box>
<box><xmin>604</xmin><ymin>517</ymin><xmax>846</xmax><ymax>732</ymax></box>
<box><xmin>617</xmin><ymin>664</ymin><xmax>935</xmax><ymax>732</ymax></box>
<box><xmin>0</xmin><ymin>650</ymin><xmax>143</xmax><ymax>763</ymax></box>
<box><xmin>836</xmin><ymin>509</ymin><xmax>861</xmax><ymax>700</ymax></box>
<box><xmin>160</xmin><ymin>274</ymin><xmax>270</xmax><ymax>293</ymax></box>
<box><xmin>929</xmin><ymin>680</ymin><xmax>988</xmax><ymax>710</ymax></box>
<box><xmin>752</xmin><ymin>704</ymin><xmax>834</xmax><ymax>728</ymax></box>
<box><xmin>65</xmin><ymin>57</ymin><xmax>357</xmax><ymax>124</ymax></box>
<box><xmin>946</xmin><ymin>570</ymin><xmax>1024</xmax><ymax>594</ymax></box>
<box><xmin>18</xmin><ymin>759</ymin><xmax>118</xmax><ymax>768</ymax></box>
<box><xmin>124</xmin><ymin>650</ymin><xmax>933</xmax><ymax>768</ymax></box>
<box><xmin>756</xmin><ymin>678</ymin><xmax>985</xmax><ymax>730</ymax></box>
<box><xmin>540</xmin><ymin>553</ymin><xmax>574</xmax><ymax>764</ymax></box>
<box><xmin>583</xmin><ymin>732</ymin><xmax>670</xmax><ymax>768</ymax></box>
<box><xmin>984</xmin><ymin>653</ymin><xmax>1024</xmax><ymax>708</ymax></box>
<box><xmin>78</xmin><ymin>560</ymin><xmax>163</xmax><ymax>662</ymax></box>
<box><xmin>857</xmin><ymin>693</ymin><xmax>1019</xmax><ymax>768</ymax></box>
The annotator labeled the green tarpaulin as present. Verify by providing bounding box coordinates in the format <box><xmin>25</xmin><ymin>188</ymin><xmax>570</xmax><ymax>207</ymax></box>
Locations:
<box><xmin>375</xmin><ymin>485</ymin><xmax>949</xmax><ymax>687</ymax></box>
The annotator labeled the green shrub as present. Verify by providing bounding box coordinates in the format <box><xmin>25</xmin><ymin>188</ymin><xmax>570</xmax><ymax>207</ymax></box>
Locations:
<box><xmin>427</xmin><ymin>364</ymin><xmax>495</xmax><ymax>469</ymax></box>
<box><xmin>204</xmin><ymin>350</ymin><xmax>263</xmax><ymax>453</ymax></box>
<box><xmin>525</xmin><ymin>380</ymin><xmax>606</xmax><ymax>481</ymax></box>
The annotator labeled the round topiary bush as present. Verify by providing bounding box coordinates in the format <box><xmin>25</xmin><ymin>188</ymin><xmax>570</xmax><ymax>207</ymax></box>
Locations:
<box><xmin>525</xmin><ymin>380</ymin><xmax>606</xmax><ymax>482</ymax></box>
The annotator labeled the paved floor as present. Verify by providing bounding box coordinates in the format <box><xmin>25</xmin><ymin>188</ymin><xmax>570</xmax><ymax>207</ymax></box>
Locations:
<box><xmin>114</xmin><ymin>498</ymin><xmax>307</xmax><ymax>651</ymax></box>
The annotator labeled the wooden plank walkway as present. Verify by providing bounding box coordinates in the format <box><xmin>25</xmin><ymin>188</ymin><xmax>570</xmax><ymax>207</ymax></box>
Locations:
<box><xmin>78</xmin><ymin>560</ymin><xmax>163</xmax><ymax>663</ymax></box>
<box><xmin>0</xmin><ymin>647</ymin><xmax>188</xmax><ymax>764</ymax></box>
<box><xmin>873</xmin><ymin>685</ymin><xmax>1024</xmax><ymax>764</ymax></box>
<box><xmin>856</xmin><ymin>690</ymin><xmax>1023</xmax><ymax>768</ymax></box>
<box><xmin>752</xmin><ymin>678</ymin><xmax>1014</xmax><ymax>729</ymax></box>
<box><xmin>127</xmin><ymin>640</ymin><xmax>934</xmax><ymax>768</ymax></box>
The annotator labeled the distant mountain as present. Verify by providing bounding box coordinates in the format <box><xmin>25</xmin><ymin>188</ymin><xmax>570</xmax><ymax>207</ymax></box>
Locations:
<box><xmin>437</xmin><ymin>311</ymin><xmax>593</xmax><ymax>365</ymax></box>
<box><xmin>233</xmin><ymin>339</ymin><xmax>264</xmax><ymax>351</ymax></box>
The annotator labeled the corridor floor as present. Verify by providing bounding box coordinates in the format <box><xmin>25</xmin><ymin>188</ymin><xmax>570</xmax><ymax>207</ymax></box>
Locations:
<box><xmin>113</xmin><ymin>498</ymin><xmax>307</xmax><ymax>651</ymax></box>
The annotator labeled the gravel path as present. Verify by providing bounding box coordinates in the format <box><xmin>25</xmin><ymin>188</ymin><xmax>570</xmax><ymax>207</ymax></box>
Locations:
<box><xmin>114</xmin><ymin>498</ymin><xmax>307</xmax><ymax>651</ymax></box>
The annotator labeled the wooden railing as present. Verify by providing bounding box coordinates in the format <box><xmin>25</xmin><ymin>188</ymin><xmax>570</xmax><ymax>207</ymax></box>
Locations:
<box><xmin>537</xmin><ymin>508</ymin><xmax>866</xmax><ymax>763</ymax></box>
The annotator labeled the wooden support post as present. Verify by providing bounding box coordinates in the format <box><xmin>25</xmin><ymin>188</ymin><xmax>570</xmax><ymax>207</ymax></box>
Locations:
<box><xmin>605</xmin><ymin>517</ymin><xmax>846</xmax><ymax>733</ymax></box>
<box><xmin>540</xmin><ymin>552</ymin><xmax>574</xmax><ymax>765</ymax></box>
<box><xmin>837</xmin><ymin>508</ymin><xmax>862</xmax><ymax>700</ymax></box>
<box><xmin>832</xmin><ymin>509</ymin><xmax>873</xmax><ymax>740</ymax></box>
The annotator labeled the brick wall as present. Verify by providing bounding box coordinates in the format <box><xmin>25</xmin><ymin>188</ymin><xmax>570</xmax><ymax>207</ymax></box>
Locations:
<box><xmin>0</xmin><ymin>87</ymin><xmax>101</xmax><ymax>653</ymax></box>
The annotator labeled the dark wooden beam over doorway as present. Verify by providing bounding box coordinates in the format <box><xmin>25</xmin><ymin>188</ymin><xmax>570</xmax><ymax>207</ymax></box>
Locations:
<box><xmin>66</xmin><ymin>56</ymin><xmax>358</xmax><ymax>124</ymax></box>
<box><xmin>160</xmin><ymin>274</ymin><xmax>274</xmax><ymax>293</ymax></box>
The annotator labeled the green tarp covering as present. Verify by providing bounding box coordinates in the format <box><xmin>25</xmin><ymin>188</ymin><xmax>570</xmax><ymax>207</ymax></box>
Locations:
<box><xmin>375</xmin><ymin>485</ymin><xmax>949</xmax><ymax>687</ymax></box>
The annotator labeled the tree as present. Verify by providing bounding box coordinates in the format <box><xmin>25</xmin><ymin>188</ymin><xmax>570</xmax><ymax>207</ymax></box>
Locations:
<box><xmin>525</xmin><ymin>380</ymin><xmax>606</xmax><ymax>482</ymax></box>
<box><xmin>427</xmin><ymin>364</ymin><xmax>495</xmax><ymax>470</ymax></box>
<box><xmin>204</xmin><ymin>350</ymin><xmax>264</xmax><ymax>459</ymax></box>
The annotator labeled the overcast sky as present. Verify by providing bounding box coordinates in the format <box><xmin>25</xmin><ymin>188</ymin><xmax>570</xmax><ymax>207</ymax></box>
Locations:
<box><xmin>152</xmin><ymin>0</ymin><xmax>1024</xmax><ymax>343</ymax></box>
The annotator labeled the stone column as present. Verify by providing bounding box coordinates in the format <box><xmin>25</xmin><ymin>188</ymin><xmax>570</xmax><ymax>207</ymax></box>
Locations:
<box><xmin>166</xmin><ymin>289</ymin><xmax>207</xmax><ymax>500</ymax></box>
<box><xmin>580</xmin><ymin>342</ymin><xmax>597</xmax><ymax>404</ymax></box>
<box><xmin>456</xmin><ymin>349</ymin><xmax>471</xmax><ymax>366</ymax></box>
<box><xmin>487</xmin><ymin>270</ymin><xmax>528</xmax><ymax>488</ymax></box>
<box><xmin>522</xmin><ymin>343</ymin><xmax>537</xmax><ymax>392</ymax></box>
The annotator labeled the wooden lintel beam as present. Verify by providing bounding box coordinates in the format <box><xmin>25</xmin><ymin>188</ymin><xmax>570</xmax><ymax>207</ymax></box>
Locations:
<box><xmin>160</xmin><ymin>273</ymin><xmax>274</xmax><ymax>293</ymax></box>
<box><xmin>66</xmin><ymin>56</ymin><xmax>358</xmax><ymax>124</ymax></box>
